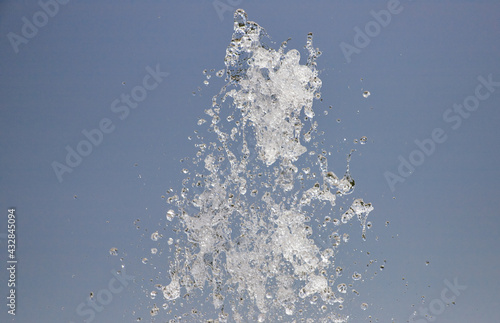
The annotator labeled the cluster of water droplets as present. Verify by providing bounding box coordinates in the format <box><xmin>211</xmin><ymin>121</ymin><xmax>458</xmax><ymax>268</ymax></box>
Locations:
<box><xmin>152</xmin><ymin>9</ymin><xmax>374</xmax><ymax>322</ymax></box>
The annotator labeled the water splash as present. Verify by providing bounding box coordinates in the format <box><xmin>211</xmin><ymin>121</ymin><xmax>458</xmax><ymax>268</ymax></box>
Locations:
<box><xmin>155</xmin><ymin>9</ymin><xmax>373</xmax><ymax>322</ymax></box>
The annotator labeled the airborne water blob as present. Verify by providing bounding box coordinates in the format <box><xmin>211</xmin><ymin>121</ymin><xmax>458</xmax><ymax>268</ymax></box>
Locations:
<box><xmin>154</xmin><ymin>9</ymin><xmax>374</xmax><ymax>322</ymax></box>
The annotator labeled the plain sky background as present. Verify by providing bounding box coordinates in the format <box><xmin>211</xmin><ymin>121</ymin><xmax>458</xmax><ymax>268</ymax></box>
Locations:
<box><xmin>1</xmin><ymin>0</ymin><xmax>499</xmax><ymax>322</ymax></box>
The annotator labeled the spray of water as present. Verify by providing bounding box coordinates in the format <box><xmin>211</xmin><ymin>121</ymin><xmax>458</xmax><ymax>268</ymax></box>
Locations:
<box><xmin>155</xmin><ymin>9</ymin><xmax>373</xmax><ymax>322</ymax></box>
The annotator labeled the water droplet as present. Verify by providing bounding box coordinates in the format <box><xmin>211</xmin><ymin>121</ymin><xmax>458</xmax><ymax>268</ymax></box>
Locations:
<box><xmin>166</xmin><ymin>209</ymin><xmax>175</xmax><ymax>221</ymax></box>
<box><xmin>150</xmin><ymin>304</ymin><xmax>160</xmax><ymax>316</ymax></box>
<box><xmin>360</xmin><ymin>136</ymin><xmax>367</xmax><ymax>144</ymax></box>
<box><xmin>151</xmin><ymin>231</ymin><xmax>160</xmax><ymax>241</ymax></box>
<box><xmin>109</xmin><ymin>248</ymin><xmax>118</xmax><ymax>256</ymax></box>
<box><xmin>363</xmin><ymin>91</ymin><xmax>370</xmax><ymax>98</ymax></box>
<box><xmin>361</xmin><ymin>302</ymin><xmax>368</xmax><ymax>310</ymax></box>
<box><xmin>142</xmin><ymin>258</ymin><xmax>148</xmax><ymax>264</ymax></box>
<box><xmin>151</xmin><ymin>248</ymin><xmax>158</xmax><ymax>255</ymax></box>
<box><xmin>337</xmin><ymin>283</ymin><xmax>347</xmax><ymax>293</ymax></box>
<box><xmin>352</xmin><ymin>272</ymin><xmax>362</xmax><ymax>281</ymax></box>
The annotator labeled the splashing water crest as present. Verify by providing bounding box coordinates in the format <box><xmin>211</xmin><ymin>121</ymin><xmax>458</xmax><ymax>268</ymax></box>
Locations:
<box><xmin>152</xmin><ymin>9</ymin><xmax>373</xmax><ymax>322</ymax></box>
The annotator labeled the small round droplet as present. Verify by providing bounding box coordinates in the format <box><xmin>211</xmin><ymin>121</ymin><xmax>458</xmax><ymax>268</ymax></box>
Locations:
<box><xmin>425</xmin><ymin>261</ymin><xmax>430</xmax><ymax>266</ymax></box>
<box><xmin>337</xmin><ymin>283</ymin><xmax>347</xmax><ymax>294</ymax></box>
<box><xmin>216</xmin><ymin>69</ymin><xmax>225</xmax><ymax>77</ymax></box>
<box><xmin>151</xmin><ymin>231</ymin><xmax>160</xmax><ymax>241</ymax></box>
<box><xmin>352</xmin><ymin>272</ymin><xmax>362</xmax><ymax>281</ymax></box>
<box><xmin>336</xmin><ymin>119</ymin><xmax>341</xmax><ymax>123</ymax></box>
<box><xmin>151</xmin><ymin>248</ymin><xmax>158</xmax><ymax>255</ymax></box>
<box><xmin>360</xmin><ymin>136</ymin><xmax>367</xmax><ymax>144</ymax></box>
<box><xmin>361</xmin><ymin>303</ymin><xmax>368</xmax><ymax>310</ymax></box>
<box><xmin>150</xmin><ymin>304</ymin><xmax>160</xmax><ymax>317</ymax></box>
<box><xmin>142</xmin><ymin>258</ymin><xmax>148</xmax><ymax>264</ymax></box>
<box><xmin>363</xmin><ymin>91</ymin><xmax>370</xmax><ymax>98</ymax></box>
<box><xmin>166</xmin><ymin>209</ymin><xmax>175</xmax><ymax>221</ymax></box>
<box><xmin>109</xmin><ymin>248</ymin><xmax>118</xmax><ymax>256</ymax></box>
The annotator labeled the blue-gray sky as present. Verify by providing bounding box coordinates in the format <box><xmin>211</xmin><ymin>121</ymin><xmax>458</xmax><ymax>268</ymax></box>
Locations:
<box><xmin>1</xmin><ymin>0</ymin><xmax>499</xmax><ymax>322</ymax></box>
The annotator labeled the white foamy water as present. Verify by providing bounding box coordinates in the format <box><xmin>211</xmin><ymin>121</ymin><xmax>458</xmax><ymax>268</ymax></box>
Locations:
<box><xmin>154</xmin><ymin>9</ymin><xmax>373</xmax><ymax>322</ymax></box>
